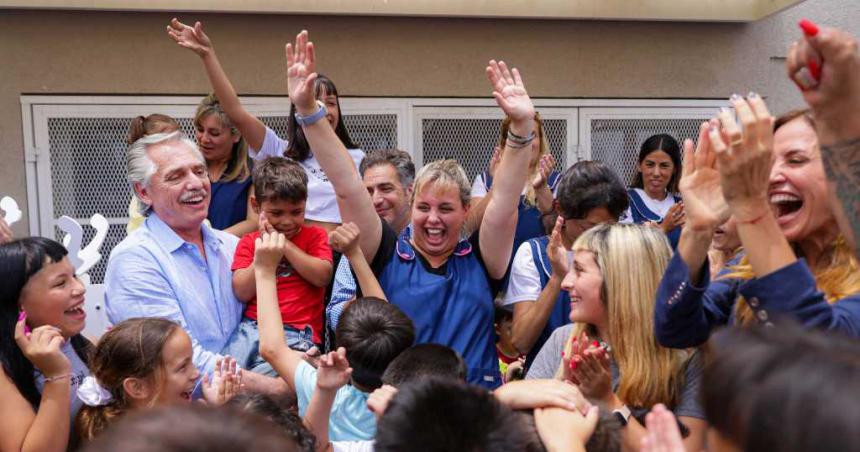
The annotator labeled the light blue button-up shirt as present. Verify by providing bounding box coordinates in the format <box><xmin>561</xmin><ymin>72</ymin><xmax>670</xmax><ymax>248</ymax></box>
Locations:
<box><xmin>104</xmin><ymin>213</ymin><xmax>243</xmax><ymax>375</ymax></box>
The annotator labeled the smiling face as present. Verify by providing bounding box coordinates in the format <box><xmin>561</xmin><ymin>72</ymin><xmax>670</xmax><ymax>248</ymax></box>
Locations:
<box><xmin>137</xmin><ymin>141</ymin><xmax>211</xmax><ymax>237</ymax></box>
<box><xmin>18</xmin><ymin>256</ymin><xmax>86</xmax><ymax>338</ymax></box>
<box><xmin>152</xmin><ymin>329</ymin><xmax>199</xmax><ymax>406</ymax></box>
<box><xmin>364</xmin><ymin>163</ymin><xmax>412</xmax><ymax>232</ymax></box>
<box><xmin>254</xmin><ymin>197</ymin><xmax>306</xmax><ymax>239</ymax></box>
<box><xmin>561</xmin><ymin>251</ymin><xmax>607</xmax><ymax>329</ymax></box>
<box><xmin>638</xmin><ymin>150</ymin><xmax>675</xmax><ymax>198</ymax></box>
<box><xmin>768</xmin><ymin>117</ymin><xmax>835</xmax><ymax>243</ymax></box>
<box><xmin>317</xmin><ymin>86</ymin><xmax>340</xmax><ymax>130</ymax></box>
<box><xmin>411</xmin><ymin>183</ymin><xmax>468</xmax><ymax>258</ymax></box>
<box><xmin>194</xmin><ymin>114</ymin><xmax>239</xmax><ymax>165</ymax></box>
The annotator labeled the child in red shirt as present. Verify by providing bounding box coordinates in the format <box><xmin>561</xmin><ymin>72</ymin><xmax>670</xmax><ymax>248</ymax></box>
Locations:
<box><xmin>222</xmin><ymin>157</ymin><xmax>333</xmax><ymax>376</ymax></box>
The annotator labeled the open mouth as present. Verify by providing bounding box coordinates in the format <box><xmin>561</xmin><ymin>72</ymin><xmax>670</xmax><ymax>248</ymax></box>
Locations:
<box><xmin>180</xmin><ymin>193</ymin><xmax>206</xmax><ymax>206</ymax></box>
<box><xmin>770</xmin><ymin>193</ymin><xmax>803</xmax><ymax>223</ymax></box>
<box><xmin>180</xmin><ymin>390</ymin><xmax>192</xmax><ymax>401</ymax></box>
<box><xmin>424</xmin><ymin>227</ymin><xmax>446</xmax><ymax>246</ymax></box>
<box><xmin>64</xmin><ymin>303</ymin><xmax>86</xmax><ymax>320</ymax></box>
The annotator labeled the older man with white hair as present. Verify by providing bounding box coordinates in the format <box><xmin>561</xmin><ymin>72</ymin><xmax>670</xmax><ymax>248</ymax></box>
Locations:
<box><xmin>105</xmin><ymin>131</ymin><xmax>281</xmax><ymax>394</ymax></box>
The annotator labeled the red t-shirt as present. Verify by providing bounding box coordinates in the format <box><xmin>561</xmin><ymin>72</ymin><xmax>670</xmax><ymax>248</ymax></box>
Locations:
<box><xmin>232</xmin><ymin>227</ymin><xmax>332</xmax><ymax>343</ymax></box>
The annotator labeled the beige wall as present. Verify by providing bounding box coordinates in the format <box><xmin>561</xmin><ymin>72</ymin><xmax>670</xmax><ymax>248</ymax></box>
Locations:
<box><xmin>1</xmin><ymin>0</ymin><xmax>858</xmax><ymax>235</ymax></box>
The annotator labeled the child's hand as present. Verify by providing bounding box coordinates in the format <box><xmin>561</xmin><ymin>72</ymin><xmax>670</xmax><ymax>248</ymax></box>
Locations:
<box><xmin>329</xmin><ymin>222</ymin><xmax>361</xmax><ymax>257</ymax></box>
<box><xmin>258</xmin><ymin>211</ymin><xmax>277</xmax><ymax>234</ymax></box>
<box><xmin>302</xmin><ymin>345</ymin><xmax>322</xmax><ymax>369</ymax></box>
<box><xmin>641</xmin><ymin>404</ymin><xmax>686</xmax><ymax>452</ymax></box>
<box><xmin>14</xmin><ymin>313</ymin><xmax>71</xmax><ymax>379</ymax></box>
<box><xmin>254</xmin><ymin>231</ymin><xmax>286</xmax><ymax>274</ymax></box>
<box><xmin>535</xmin><ymin>405</ymin><xmax>600</xmax><ymax>451</ymax></box>
<box><xmin>166</xmin><ymin>18</ymin><xmax>214</xmax><ymax>58</ymax></box>
<box><xmin>202</xmin><ymin>356</ymin><xmax>243</xmax><ymax>406</ymax></box>
<box><xmin>494</xmin><ymin>379</ymin><xmax>591</xmax><ymax>414</ymax></box>
<box><xmin>571</xmin><ymin>344</ymin><xmax>612</xmax><ymax>403</ymax></box>
<box><xmin>367</xmin><ymin>384</ymin><xmax>398</xmax><ymax>419</ymax></box>
<box><xmin>316</xmin><ymin>347</ymin><xmax>352</xmax><ymax>392</ymax></box>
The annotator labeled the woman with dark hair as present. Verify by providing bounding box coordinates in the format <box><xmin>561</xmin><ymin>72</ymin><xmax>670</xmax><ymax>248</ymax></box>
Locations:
<box><xmin>0</xmin><ymin>237</ymin><xmax>92</xmax><ymax>452</ymax></box>
<box><xmin>168</xmin><ymin>19</ymin><xmax>363</xmax><ymax>233</ymax></box>
<box><xmin>621</xmin><ymin>133</ymin><xmax>685</xmax><ymax>248</ymax></box>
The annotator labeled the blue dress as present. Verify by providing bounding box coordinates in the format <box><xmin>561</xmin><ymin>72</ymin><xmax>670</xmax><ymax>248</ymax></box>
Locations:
<box><xmin>523</xmin><ymin>235</ymin><xmax>571</xmax><ymax>371</ymax></box>
<box><xmin>371</xmin><ymin>223</ymin><xmax>502</xmax><ymax>389</ymax></box>
<box><xmin>627</xmin><ymin>188</ymin><xmax>682</xmax><ymax>249</ymax></box>
<box><xmin>209</xmin><ymin>177</ymin><xmax>252</xmax><ymax>231</ymax></box>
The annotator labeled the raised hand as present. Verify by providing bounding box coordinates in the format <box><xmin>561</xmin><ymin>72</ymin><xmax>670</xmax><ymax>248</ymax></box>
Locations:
<box><xmin>532</xmin><ymin>154</ymin><xmax>557</xmax><ymax>189</ymax></box>
<box><xmin>494</xmin><ymin>379</ymin><xmax>591</xmax><ymax>414</ymax></box>
<box><xmin>285</xmin><ymin>30</ymin><xmax>318</xmax><ymax>113</ymax></box>
<box><xmin>571</xmin><ymin>344</ymin><xmax>612</xmax><ymax>402</ymax></box>
<box><xmin>534</xmin><ymin>405</ymin><xmax>600</xmax><ymax>451</ymax></box>
<box><xmin>641</xmin><ymin>404</ymin><xmax>686</xmax><ymax>452</ymax></box>
<box><xmin>710</xmin><ymin>95</ymin><xmax>775</xmax><ymax>223</ymax></box>
<box><xmin>202</xmin><ymin>356</ymin><xmax>243</xmax><ymax>405</ymax></box>
<box><xmin>14</xmin><ymin>313</ymin><xmax>71</xmax><ymax>379</ymax></box>
<box><xmin>253</xmin><ymin>231</ymin><xmax>286</xmax><ymax>274</ymax></box>
<box><xmin>679</xmin><ymin>120</ymin><xmax>731</xmax><ymax>232</ymax></box>
<box><xmin>329</xmin><ymin>222</ymin><xmax>361</xmax><ymax>257</ymax></box>
<box><xmin>367</xmin><ymin>384</ymin><xmax>398</xmax><ymax>419</ymax></box>
<box><xmin>316</xmin><ymin>347</ymin><xmax>352</xmax><ymax>391</ymax></box>
<box><xmin>661</xmin><ymin>202</ymin><xmax>686</xmax><ymax>233</ymax></box>
<box><xmin>486</xmin><ymin>60</ymin><xmax>535</xmax><ymax>126</ymax></box>
<box><xmin>787</xmin><ymin>22</ymin><xmax>860</xmax><ymax>143</ymax></box>
<box><xmin>546</xmin><ymin>217</ymin><xmax>568</xmax><ymax>278</ymax></box>
<box><xmin>166</xmin><ymin>18</ymin><xmax>213</xmax><ymax>58</ymax></box>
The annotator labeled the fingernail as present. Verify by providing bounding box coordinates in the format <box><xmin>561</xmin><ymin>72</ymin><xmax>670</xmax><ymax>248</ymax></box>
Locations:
<box><xmin>730</xmin><ymin>94</ymin><xmax>742</xmax><ymax>102</ymax></box>
<box><xmin>570</xmin><ymin>361</ymin><xmax>577</xmax><ymax>370</ymax></box>
<box><xmin>808</xmin><ymin>61</ymin><xmax>821</xmax><ymax>80</ymax></box>
<box><xmin>794</xmin><ymin>67</ymin><xmax>816</xmax><ymax>90</ymax></box>
<box><xmin>592</xmin><ymin>340</ymin><xmax>599</xmax><ymax>347</ymax></box>
<box><xmin>798</xmin><ymin>19</ymin><xmax>819</xmax><ymax>37</ymax></box>
<box><xmin>17</xmin><ymin>311</ymin><xmax>26</xmax><ymax>322</ymax></box>
<box><xmin>747</xmin><ymin>91</ymin><xmax>759</xmax><ymax>99</ymax></box>
<box><xmin>719</xmin><ymin>107</ymin><xmax>731</xmax><ymax>116</ymax></box>
<box><xmin>561</xmin><ymin>351</ymin><xmax>565</xmax><ymax>357</ymax></box>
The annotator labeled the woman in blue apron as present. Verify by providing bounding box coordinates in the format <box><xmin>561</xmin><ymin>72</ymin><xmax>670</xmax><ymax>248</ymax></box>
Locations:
<box><xmin>284</xmin><ymin>30</ymin><xmax>534</xmax><ymax>388</ymax></box>
<box><xmin>501</xmin><ymin>161</ymin><xmax>628</xmax><ymax>373</ymax></box>
<box><xmin>621</xmin><ymin>134</ymin><xmax>684</xmax><ymax>248</ymax></box>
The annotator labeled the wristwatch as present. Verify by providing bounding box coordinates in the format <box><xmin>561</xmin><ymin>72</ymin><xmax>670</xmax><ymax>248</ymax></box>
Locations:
<box><xmin>613</xmin><ymin>404</ymin><xmax>632</xmax><ymax>426</ymax></box>
<box><xmin>294</xmin><ymin>100</ymin><xmax>327</xmax><ymax>126</ymax></box>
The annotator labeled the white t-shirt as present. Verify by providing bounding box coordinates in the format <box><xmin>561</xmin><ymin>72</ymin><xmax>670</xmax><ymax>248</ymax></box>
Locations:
<box><xmin>333</xmin><ymin>441</ymin><xmax>374</xmax><ymax>452</ymax></box>
<box><xmin>250</xmin><ymin>126</ymin><xmax>364</xmax><ymax>223</ymax></box>
<box><xmin>501</xmin><ymin>240</ymin><xmax>573</xmax><ymax>308</ymax></box>
<box><xmin>471</xmin><ymin>172</ymin><xmax>559</xmax><ymax>199</ymax></box>
<box><xmin>620</xmin><ymin>188</ymin><xmax>677</xmax><ymax>224</ymax></box>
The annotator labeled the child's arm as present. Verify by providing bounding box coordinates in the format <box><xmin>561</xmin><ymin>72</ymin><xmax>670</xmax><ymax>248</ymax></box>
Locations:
<box><xmin>255</xmin><ymin>232</ymin><xmax>305</xmax><ymax>391</ymax></box>
<box><xmin>329</xmin><ymin>223</ymin><xmax>387</xmax><ymax>301</ymax></box>
<box><xmin>166</xmin><ymin>19</ymin><xmax>267</xmax><ymax>151</ymax></box>
<box><xmin>304</xmin><ymin>347</ymin><xmax>352</xmax><ymax>452</ymax></box>
<box><xmin>282</xmin><ymin>238</ymin><xmax>333</xmax><ymax>288</ymax></box>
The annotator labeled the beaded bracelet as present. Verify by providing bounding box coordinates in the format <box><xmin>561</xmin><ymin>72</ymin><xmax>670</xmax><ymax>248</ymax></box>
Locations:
<box><xmin>44</xmin><ymin>373</ymin><xmax>72</xmax><ymax>383</ymax></box>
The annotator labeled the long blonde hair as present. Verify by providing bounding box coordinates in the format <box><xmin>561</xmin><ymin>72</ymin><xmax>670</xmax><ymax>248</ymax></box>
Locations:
<box><xmin>497</xmin><ymin>112</ymin><xmax>550</xmax><ymax>207</ymax></box>
<box><xmin>555</xmin><ymin>224</ymin><xmax>690</xmax><ymax>408</ymax></box>
<box><xmin>194</xmin><ymin>93</ymin><xmax>251</xmax><ymax>183</ymax></box>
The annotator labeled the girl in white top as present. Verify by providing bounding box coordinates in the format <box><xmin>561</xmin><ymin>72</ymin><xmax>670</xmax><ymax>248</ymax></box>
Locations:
<box><xmin>168</xmin><ymin>19</ymin><xmax>364</xmax><ymax>233</ymax></box>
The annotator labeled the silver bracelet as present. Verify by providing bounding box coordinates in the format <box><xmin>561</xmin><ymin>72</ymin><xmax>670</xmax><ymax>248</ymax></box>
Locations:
<box><xmin>506</xmin><ymin>129</ymin><xmax>536</xmax><ymax>145</ymax></box>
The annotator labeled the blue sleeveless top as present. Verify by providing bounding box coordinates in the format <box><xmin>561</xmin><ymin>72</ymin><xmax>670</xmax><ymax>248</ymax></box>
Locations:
<box><xmin>209</xmin><ymin>177</ymin><xmax>252</xmax><ymax>231</ymax></box>
<box><xmin>374</xmin><ymin>225</ymin><xmax>501</xmax><ymax>389</ymax></box>
<box><xmin>482</xmin><ymin>170</ymin><xmax>561</xmax><ymax>287</ymax></box>
<box><xmin>524</xmin><ymin>235</ymin><xmax>571</xmax><ymax>371</ymax></box>
<box><xmin>627</xmin><ymin>189</ymin><xmax>682</xmax><ymax>249</ymax></box>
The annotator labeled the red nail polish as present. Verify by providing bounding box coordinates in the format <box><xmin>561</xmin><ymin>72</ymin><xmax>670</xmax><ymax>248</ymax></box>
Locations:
<box><xmin>808</xmin><ymin>60</ymin><xmax>821</xmax><ymax>81</ymax></box>
<box><xmin>799</xmin><ymin>19</ymin><xmax>819</xmax><ymax>37</ymax></box>
<box><xmin>561</xmin><ymin>351</ymin><xmax>565</xmax><ymax>357</ymax></box>
<box><xmin>592</xmin><ymin>340</ymin><xmax>599</xmax><ymax>347</ymax></box>
<box><xmin>17</xmin><ymin>311</ymin><xmax>26</xmax><ymax>322</ymax></box>
<box><xmin>570</xmin><ymin>360</ymin><xmax>577</xmax><ymax>370</ymax></box>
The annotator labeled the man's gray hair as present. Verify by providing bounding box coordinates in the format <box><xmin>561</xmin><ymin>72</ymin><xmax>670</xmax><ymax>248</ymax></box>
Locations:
<box><xmin>359</xmin><ymin>149</ymin><xmax>416</xmax><ymax>189</ymax></box>
<box><xmin>127</xmin><ymin>131</ymin><xmax>203</xmax><ymax>216</ymax></box>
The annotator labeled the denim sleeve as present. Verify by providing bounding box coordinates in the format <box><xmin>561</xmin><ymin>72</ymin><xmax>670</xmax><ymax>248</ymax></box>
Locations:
<box><xmin>327</xmin><ymin>257</ymin><xmax>357</xmax><ymax>329</ymax></box>
<box><xmin>104</xmin><ymin>248</ymin><xmax>222</xmax><ymax>375</ymax></box>
<box><xmin>740</xmin><ymin>259</ymin><xmax>860</xmax><ymax>337</ymax></box>
<box><xmin>654</xmin><ymin>252</ymin><xmax>739</xmax><ymax>349</ymax></box>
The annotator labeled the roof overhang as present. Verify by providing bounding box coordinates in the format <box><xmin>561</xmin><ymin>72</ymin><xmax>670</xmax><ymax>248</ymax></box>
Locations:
<box><xmin>0</xmin><ymin>0</ymin><xmax>808</xmax><ymax>22</ymax></box>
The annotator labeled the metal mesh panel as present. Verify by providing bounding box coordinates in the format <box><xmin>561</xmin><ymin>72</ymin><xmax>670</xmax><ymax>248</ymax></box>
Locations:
<box><xmin>45</xmin><ymin>112</ymin><xmax>397</xmax><ymax>283</ymax></box>
<box><xmin>421</xmin><ymin>118</ymin><xmax>567</xmax><ymax>182</ymax></box>
<box><xmin>259</xmin><ymin>114</ymin><xmax>398</xmax><ymax>152</ymax></box>
<box><xmin>589</xmin><ymin>118</ymin><xmax>702</xmax><ymax>186</ymax></box>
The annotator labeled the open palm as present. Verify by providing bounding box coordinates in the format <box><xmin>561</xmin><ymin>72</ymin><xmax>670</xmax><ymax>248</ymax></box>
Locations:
<box><xmin>285</xmin><ymin>30</ymin><xmax>318</xmax><ymax>111</ymax></box>
<box><xmin>486</xmin><ymin>60</ymin><xmax>535</xmax><ymax>123</ymax></box>
<box><xmin>167</xmin><ymin>19</ymin><xmax>213</xmax><ymax>57</ymax></box>
<box><xmin>680</xmin><ymin>121</ymin><xmax>730</xmax><ymax>230</ymax></box>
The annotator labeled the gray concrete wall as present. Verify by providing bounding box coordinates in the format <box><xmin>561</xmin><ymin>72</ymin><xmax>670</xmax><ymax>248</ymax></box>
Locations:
<box><xmin>1</xmin><ymin>0</ymin><xmax>857</xmax><ymax>234</ymax></box>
